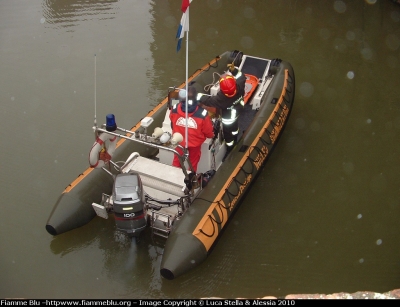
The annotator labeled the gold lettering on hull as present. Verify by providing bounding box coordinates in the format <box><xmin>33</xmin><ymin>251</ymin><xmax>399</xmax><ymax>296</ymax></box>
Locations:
<box><xmin>269</xmin><ymin>104</ymin><xmax>289</xmax><ymax>144</ymax></box>
<box><xmin>253</xmin><ymin>145</ymin><xmax>268</xmax><ymax>171</ymax></box>
<box><xmin>194</xmin><ymin>173</ymin><xmax>252</xmax><ymax>251</ymax></box>
<box><xmin>193</xmin><ymin>70</ymin><xmax>292</xmax><ymax>251</ymax></box>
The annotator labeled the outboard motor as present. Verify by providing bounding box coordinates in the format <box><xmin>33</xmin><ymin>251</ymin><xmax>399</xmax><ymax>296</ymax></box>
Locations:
<box><xmin>112</xmin><ymin>172</ymin><xmax>147</xmax><ymax>237</ymax></box>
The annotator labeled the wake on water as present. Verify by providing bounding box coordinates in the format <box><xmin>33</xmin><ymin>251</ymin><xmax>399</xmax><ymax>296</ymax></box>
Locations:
<box><xmin>125</xmin><ymin>237</ymin><xmax>138</xmax><ymax>270</ymax></box>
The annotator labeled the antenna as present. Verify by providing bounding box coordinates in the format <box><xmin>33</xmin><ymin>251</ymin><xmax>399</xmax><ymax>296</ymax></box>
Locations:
<box><xmin>94</xmin><ymin>54</ymin><xmax>97</xmax><ymax>128</ymax></box>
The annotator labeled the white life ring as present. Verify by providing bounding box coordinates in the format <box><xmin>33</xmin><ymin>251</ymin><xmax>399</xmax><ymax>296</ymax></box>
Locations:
<box><xmin>89</xmin><ymin>133</ymin><xmax>117</xmax><ymax>168</ymax></box>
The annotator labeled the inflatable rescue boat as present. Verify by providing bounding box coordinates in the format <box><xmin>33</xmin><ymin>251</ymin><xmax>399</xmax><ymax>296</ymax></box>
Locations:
<box><xmin>46</xmin><ymin>50</ymin><xmax>295</xmax><ymax>280</ymax></box>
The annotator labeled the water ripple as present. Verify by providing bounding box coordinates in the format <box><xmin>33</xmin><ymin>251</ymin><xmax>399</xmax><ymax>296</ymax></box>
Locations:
<box><xmin>42</xmin><ymin>0</ymin><xmax>119</xmax><ymax>31</ymax></box>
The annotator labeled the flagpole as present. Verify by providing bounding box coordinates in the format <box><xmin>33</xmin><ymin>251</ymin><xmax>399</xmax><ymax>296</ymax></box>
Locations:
<box><xmin>184</xmin><ymin>6</ymin><xmax>189</xmax><ymax>153</ymax></box>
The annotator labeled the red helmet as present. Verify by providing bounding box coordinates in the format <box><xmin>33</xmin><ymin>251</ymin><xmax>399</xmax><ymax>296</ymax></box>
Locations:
<box><xmin>219</xmin><ymin>75</ymin><xmax>237</xmax><ymax>97</ymax></box>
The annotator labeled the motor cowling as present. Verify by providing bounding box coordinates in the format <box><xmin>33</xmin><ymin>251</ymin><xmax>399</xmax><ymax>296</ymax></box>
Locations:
<box><xmin>112</xmin><ymin>173</ymin><xmax>146</xmax><ymax>237</ymax></box>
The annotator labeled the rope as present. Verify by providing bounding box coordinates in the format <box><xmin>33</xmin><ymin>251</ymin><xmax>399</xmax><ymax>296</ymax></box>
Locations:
<box><xmin>247</xmin><ymin>145</ymin><xmax>264</xmax><ymax>163</ymax></box>
<box><xmin>282</xmin><ymin>93</ymin><xmax>292</xmax><ymax>104</ymax></box>
<box><xmin>259</xmin><ymin>133</ymin><xmax>272</xmax><ymax>146</ymax></box>
<box><xmin>215</xmin><ymin>201</ymin><xmax>226</xmax><ymax>226</ymax></box>
<box><xmin>216</xmin><ymin>199</ymin><xmax>230</xmax><ymax>210</ymax></box>
<box><xmin>204</xmin><ymin>71</ymin><xmax>224</xmax><ymax>92</ymax></box>
<box><xmin>240</xmin><ymin>158</ymin><xmax>255</xmax><ymax>175</ymax></box>
<box><xmin>199</xmin><ymin>214</ymin><xmax>222</xmax><ymax>237</ymax></box>
<box><xmin>277</xmin><ymin>97</ymin><xmax>286</xmax><ymax>110</ymax></box>
<box><xmin>224</xmin><ymin>186</ymin><xmax>240</xmax><ymax>203</ymax></box>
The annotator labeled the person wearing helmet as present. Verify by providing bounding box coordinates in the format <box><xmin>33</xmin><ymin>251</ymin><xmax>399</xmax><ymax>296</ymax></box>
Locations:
<box><xmin>169</xmin><ymin>86</ymin><xmax>214</xmax><ymax>172</ymax></box>
<box><xmin>198</xmin><ymin>63</ymin><xmax>246</xmax><ymax>161</ymax></box>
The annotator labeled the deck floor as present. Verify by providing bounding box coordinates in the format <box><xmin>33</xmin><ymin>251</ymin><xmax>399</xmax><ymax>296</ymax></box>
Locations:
<box><xmin>238</xmin><ymin>103</ymin><xmax>258</xmax><ymax>140</ymax></box>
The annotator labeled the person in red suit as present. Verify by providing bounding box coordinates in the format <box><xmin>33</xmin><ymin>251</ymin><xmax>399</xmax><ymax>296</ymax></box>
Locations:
<box><xmin>169</xmin><ymin>86</ymin><xmax>214</xmax><ymax>172</ymax></box>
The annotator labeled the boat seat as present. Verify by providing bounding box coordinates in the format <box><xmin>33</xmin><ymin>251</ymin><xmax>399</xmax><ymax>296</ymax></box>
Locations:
<box><xmin>122</xmin><ymin>155</ymin><xmax>187</xmax><ymax>197</ymax></box>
